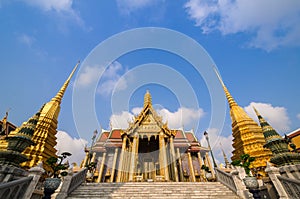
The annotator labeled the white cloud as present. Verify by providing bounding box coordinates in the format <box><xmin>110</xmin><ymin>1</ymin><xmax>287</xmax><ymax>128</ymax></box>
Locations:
<box><xmin>97</xmin><ymin>62</ymin><xmax>128</xmax><ymax>96</ymax></box>
<box><xmin>185</xmin><ymin>0</ymin><xmax>300</xmax><ymax>51</ymax></box>
<box><xmin>55</xmin><ymin>131</ymin><xmax>88</xmax><ymax>165</ymax></box>
<box><xmin>244</xmin><ymin>102</ymin><xmax>291</xmax><ymax>133</ymax></box>
<box><xmin>18</xmin><ymin>34</ymin><xmax>35</xmax><ymax>47</ymax></box>
<box><xmin>116</xmin><ymin>0</ymin><xmax>163</xmax><ymax>14</ymax></box>
<box><xmin>157</xmin><ymin>107</ymin><xmax>205</xmax><ymax>129</ymax></box>
<box><xmin>76</xmin><ymin>62</ymin><xmax>128</xmax><ymax>96</ymax></box>
<box><xmin>22</xmin><ymin>0</ymin><xmax>88</xmax><ymax>31</ymax></box>
<box><xmin>110</xmin><ymin>111</ymin><xmax>134</xmax><ymax>129</ymax></box>
<box><xmin>17</xmin><ymin>33</ymin><xmax>48</xmax><ymax>58</ymax></box>
<box><xmin>24</xmin><ymin>0</ymin><xmax>73</xmax><ymax>12</ymax></box>
<box><xmin>76</xmin><ymin>65</ymin><xmax>104</xmax><ymax>87</ymax></box>
<box><xmin>110</xmin><ymin>106</ymin><xmax>204</xmax><ymax>130</ymax></box>
<box><xmin>297</xmin><ymin>113</ymin><xmax>300</xmax><ymax>120</ymax></box>
<box><xmin>132</xmin><ymin>107</ymin><xmax>143</xmax><ymax>115</ymax></box>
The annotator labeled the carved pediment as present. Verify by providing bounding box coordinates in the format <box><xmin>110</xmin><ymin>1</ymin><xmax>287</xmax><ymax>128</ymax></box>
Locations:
<box><xmin>126</xmin><ymin>91</ymin><xmax>173</xmax><ymax>137</ymax></box>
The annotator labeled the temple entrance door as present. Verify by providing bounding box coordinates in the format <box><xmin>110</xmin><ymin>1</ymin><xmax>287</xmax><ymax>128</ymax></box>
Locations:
<box><xmin>143</xmin><ymin>158</ymin><xmax>154</xmax><ymax>181</ymax></box>
<box><xmin>138</xmin><ymin>136</ymin><xmax>159</xmax><ymax>182</ymax></box>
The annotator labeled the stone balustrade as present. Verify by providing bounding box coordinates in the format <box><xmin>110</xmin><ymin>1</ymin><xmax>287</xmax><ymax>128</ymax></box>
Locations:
<box><xmin>278</xmin><ymin>175</ymin><xmax>300</xmax><ymax>199</ymax></box>
<box><xmin>56</xmin><ymin>167</ymin><xmax>88</xmax><ymax>199</ymax></box>
<box><xmin>215</xmin><ymin>168</ymin><xmax>253</xmax><ymax>199</ymax></box>
<box><xmin>215</xmin><ymin>168</ymin><xmax>237</xmax><ymax>193</ymax></box>
<box><xmin>0</xmin><ymin>176</ymin><xmax>33</xmax><ymax>199</ymax></box>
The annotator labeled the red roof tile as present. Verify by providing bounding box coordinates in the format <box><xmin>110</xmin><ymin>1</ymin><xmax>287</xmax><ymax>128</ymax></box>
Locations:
<box><xmin>110</xmin><ymin>129</ymin><xmax>122</xmax><ymax>139</ymax></box>
<box><xmin>185</xmin><ymin>132</ymin><xmax>195</xmax><ymax>142</ymax></box>
<box><xmin>175</xmin><ymin>130</ymin><xmax>185</xmax><ymax>138</ymax></box>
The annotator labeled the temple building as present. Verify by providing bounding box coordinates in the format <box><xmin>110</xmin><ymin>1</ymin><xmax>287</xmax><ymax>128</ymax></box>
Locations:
<box><xmin>82</xmin><ymin>91</ymin><xmax>213</xmax><ymax>182</ymax></box>
<box><xmin>286</xmin><ymin>128</ymin><xmax>300</xmax><ymax>153</ymax></box>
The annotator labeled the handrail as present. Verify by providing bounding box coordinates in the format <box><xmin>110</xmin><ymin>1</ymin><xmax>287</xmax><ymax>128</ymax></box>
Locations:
<box><xmin>67</xmin><ymin>168</ymin><xmax>88</xmax><ymax>195</ymax></box>
<box><xmin>215</xmin><ymin>168</ymin><xmax>237</xmax><ymax>193</ymax></box>
<box><xmin>278</xmin><ymin>175</ymin><xmax>300</xmax><ymax>199</ymax></box>
<box><xmin>0</xmin><ymin>176</ymin><xmax>33</xmax><ymax>199</ymax></box>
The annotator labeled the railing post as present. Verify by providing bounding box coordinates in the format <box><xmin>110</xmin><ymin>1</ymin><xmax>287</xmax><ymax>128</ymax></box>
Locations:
<box><xmin>231</xmin><ymin>170</ymin><xmax>253</xmax><ymax>199</ymax></box>
<box><xmin>23</xmin><ymin>163</ymin><xmax>45</xmax><ymax>199</ymax></box>
<box><xmin>265</xmin><ymin>162</ymin><xmax>289</xmax><ymax>199</ymax></box>
<box><xmin>55</xmin><ymin>169</ymin><xmax>73</xmax><ymax>199</ymax></box>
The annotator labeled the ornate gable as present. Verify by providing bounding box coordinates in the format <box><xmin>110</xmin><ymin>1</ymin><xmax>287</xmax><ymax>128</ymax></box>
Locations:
<box><xmin>126</xmin><ymin>91</ymin><xmax>175</xmax><ymax>137</ymax></box>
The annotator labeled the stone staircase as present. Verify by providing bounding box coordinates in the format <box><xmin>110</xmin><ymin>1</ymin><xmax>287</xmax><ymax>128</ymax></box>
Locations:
<box><xmin>67</xmin><ymin>182</ymin><xmax>241</xmax><ymax>199</ymax></box>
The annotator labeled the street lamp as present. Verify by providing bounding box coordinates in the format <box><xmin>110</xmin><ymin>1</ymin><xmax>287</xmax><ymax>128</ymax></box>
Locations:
<box><xmin>88</xmin><ymin>130</ymin><xmax>98</xmax><ymax>164</ymax></box>
<box><xmin>204</xmin><ymin>131</ymin><xmax>217</xmax><ymax>168</ymax></box>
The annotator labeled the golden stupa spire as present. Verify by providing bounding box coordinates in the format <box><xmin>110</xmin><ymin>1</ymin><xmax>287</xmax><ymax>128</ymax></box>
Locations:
<box><xmin>51</xmin><ymin>61</ymin><xmax>80</xmax><ymax>103</ymax></box>
<box><xmin>213</xmin><ymin>65</ymin><xmax>271</xmax><ymax>176</ymax></box>
<box><xmin>144</xmin><ymin>90</ymin><xmax>152</xmax><ymax>107</ymax></box>
<box><xmin>213</xmin><ymin>66</ymin><xmax>238</xmax><ymax>108</ymax></box>
<box><xmin>22</xmin><ymin>62</ymin><xmax>79</xmax><ymax>169</ymax></box>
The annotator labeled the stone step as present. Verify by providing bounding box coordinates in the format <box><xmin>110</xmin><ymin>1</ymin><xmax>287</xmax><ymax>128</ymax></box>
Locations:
<box><xmin>68</xmin><ymin>195</ymin><xmax>240</xmax><ymax>199</ymax></box>
<box><xmin>67</xmin><ymin>182</ymin><xmax>240</xmax><ymax>199</ymax></box>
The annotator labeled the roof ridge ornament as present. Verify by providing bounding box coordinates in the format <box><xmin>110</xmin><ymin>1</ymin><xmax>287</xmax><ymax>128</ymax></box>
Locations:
<box><xmin>144</xmin><ymin>90</ymin><xmax>152</xmax><ymax>107</ymax></box>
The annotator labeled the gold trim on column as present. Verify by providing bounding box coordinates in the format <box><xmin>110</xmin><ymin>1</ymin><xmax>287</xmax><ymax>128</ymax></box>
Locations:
<box><xmin>129</xmin><ymin>134</ymin><xmax>138</xmax><ymax>181</ymax></box>
<box><xmin>116</xmin><ymin>136</ymin><xmax>127</xmax><ymax>182</ymax></box>
<box><xmin>82</xmin><ymin>152</ymin><xmax>89</xmax><ymax>167</ymax></box>
<box><xmin>188</xmin><ymin>152</ymin><xmax>196</xmax><ymax>182</ymax></box>
<box><xmin>96</xmin><ymin>152</ymin><xmax>106</xmax><ymax>183</ymax></box>
<box><xmin>205</xmin><ymin>152</ymin><xmax>215</xmax><ymax>179</ymax></box>
<box><xmin>91</xmin><ymin>152</ymin><xmax>96</xmax><ymax>163</ymax></box>
<box><xmin>110</xmin><ymin>148</ymin><xmax>119</xmax><ymax>182</ymax></box>
<box><xmin>176</xmin><ymin>148</ymin><xmax>184</xmax><ymax>182</ymax></box>
<box><xmin>170</xmin><ymin>136</ymin><xmax>179</xmax><ymax>182</ymax></box>
<box><xmin>197</xmin><ymin>152</ymin><xmax>205</xmax><ymax>182</ymax></box>
<box><xmin>159</xmin><ymin>132</ymin><xmax>169</xmax><ymax>181</ymax></box>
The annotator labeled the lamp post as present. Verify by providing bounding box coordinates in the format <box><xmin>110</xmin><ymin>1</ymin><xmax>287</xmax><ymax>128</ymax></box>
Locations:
<box><xmin>204</xmin><ymin>131</ymin><xmax>217</xmax><ymax>168</ymax></box>
<box><xmin>88</xmin><ymin>130</ymin><xmax>98</xmax><ymax>164</ymax></box>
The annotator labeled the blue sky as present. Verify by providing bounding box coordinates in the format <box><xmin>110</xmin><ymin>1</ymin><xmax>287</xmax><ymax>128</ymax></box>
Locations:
<box><xmin>1</xmin><ymin>0</ymin><xmax>300</xmax><ymax>164</ymax></box>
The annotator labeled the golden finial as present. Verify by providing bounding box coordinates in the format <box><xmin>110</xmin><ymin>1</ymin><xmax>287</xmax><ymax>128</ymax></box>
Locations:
<box><xmin>144</xmin><ymin>90</ymin><xmax>152</xmax><ymax>107</ymax></box>
<box><xmin>51</xmin><ymin>61</ymin><xmax>80</xmax><ymax>103</ymax></box>
<box><xmin>213</xmin><ymin>65</ymin><xmax>238</xmax><ymax>108</ymax></box>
